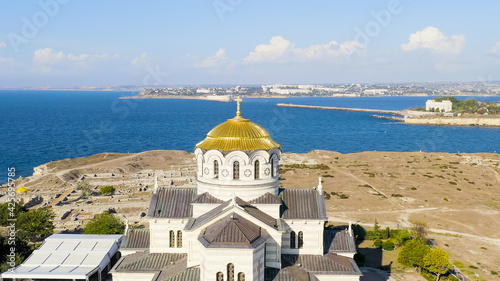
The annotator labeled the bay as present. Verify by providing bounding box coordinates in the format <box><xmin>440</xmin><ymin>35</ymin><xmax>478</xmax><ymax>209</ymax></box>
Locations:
<box><xmin>1</xmin><ymin>90</ymin><xmax>499</xmax><ymax>183</ymax></box>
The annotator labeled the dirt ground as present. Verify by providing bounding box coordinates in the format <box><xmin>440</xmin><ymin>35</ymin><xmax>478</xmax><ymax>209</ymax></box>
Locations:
<box><xmin>2</xmin><ymin>150</ymin><xmax>499</xmax><ymax>280</ymax></box>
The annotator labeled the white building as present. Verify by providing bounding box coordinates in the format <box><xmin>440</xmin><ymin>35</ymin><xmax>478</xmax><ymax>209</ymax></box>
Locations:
<box><xmin>110</xmin><ymin>101</ymin><xmax>362</xmax><ymax>281</ymax></box>
<box><xmin>426</xmin><ymin>100</ymin><xmax>453</xmax><ymax>112</ymax></box>
<box><xmin>2</xmin><ymin>234</ymin><xmax>122</xmax><ymax>281</ymax></box>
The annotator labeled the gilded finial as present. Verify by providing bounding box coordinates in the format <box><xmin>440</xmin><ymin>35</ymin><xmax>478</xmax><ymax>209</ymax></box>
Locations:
<box><xmin>235</xmin><ymin>96</ymin><xmax>242</xmax><ymax>116</ymax></box>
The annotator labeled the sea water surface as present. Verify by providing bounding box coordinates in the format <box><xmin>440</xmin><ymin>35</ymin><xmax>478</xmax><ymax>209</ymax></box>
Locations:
<box><xmin>1</xmin><ymin>90</ymin><xmax>499</xmax><ymax>183</ymax></box>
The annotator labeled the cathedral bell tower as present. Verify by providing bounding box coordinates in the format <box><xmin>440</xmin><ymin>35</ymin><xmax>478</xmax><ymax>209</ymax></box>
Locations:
<box><xmin>194</xmin><ymin>97</ymin><xmax>281</xmax><ymax>201</ymax></box>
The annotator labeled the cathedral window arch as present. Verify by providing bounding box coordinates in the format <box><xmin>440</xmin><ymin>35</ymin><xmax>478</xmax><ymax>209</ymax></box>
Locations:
<box><xmin>237</xmin><ymin>272</ymin><xmax>245</xmax><ymax>281</ymax></box>
<box><xmin>233</xmin><ymin>161</ymin><xmax>240</xmax><ymax>180</ymax></box>
<box><xmin>298</xmin><ymin>231</ymin><xmax>304</xmax><ymax>248</ymax></box>
<box><xmin>214</xmin><ymin>160</ymin><xmax>219</xmax><ymax>178</ymax></box>
<box><xmin>254</xmin><ymin>160</ymin><xmax>260</xmax><ymax>179</ymax></box>
<box><xmin>227</xmin><ymin>263</ymin><xmax>235</xmax><ymax>281</ymax></box>
<box><xmin>290</xmin><ymin>231</ymin><xmax>296</xmax><ymax>249</ymax></box>
<box><xmin>216</xmin><ymin>272</ymin><xmax>224</xmax><ymax>281</ymax></box>
<box><xmin>169</xmin><ymin>230</ymin><xmax>175</xmax><ymax>248</ymax></box>
<box><xmin>271</xmin><ymin>158</ymin><xmax>275</xmax><ymax>177</ymax></box>
<box><xmin>177</xmin><ymin>230</ymin><xmax>182</xmax><ymax>247</ymax></box>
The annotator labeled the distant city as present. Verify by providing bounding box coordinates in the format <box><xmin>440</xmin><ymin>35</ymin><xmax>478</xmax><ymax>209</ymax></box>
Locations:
<box><xmin>4</xmin><ymin>81</ymin><xmax>500</xmax><ymax>97</ymax></box>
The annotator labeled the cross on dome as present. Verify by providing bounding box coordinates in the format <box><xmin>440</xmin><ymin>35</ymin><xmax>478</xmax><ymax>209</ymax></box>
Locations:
<box><xmin>235</xmin><ymin>96</ymin><xmax>242</xmax><ymax>116</ymax></box>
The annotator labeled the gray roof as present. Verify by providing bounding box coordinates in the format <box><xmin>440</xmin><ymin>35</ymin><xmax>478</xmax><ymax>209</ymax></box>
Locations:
<box><xmin>121</xmin><ymin>228</ymin><xmax>150</xmax><ymax>249</ymax></box>
<box><xmin>185</xmin><ymin>197</ymin><xmax>279</xmax><ymax>231</ymax></box>
<box><xmin>165</xmin><ymin>267</ymin><xmax>200</xmax><ymax>281</ymax></box>
<box><xmin>185</xmin><ymin>200</ymin><xmax>231</xmax><ymax>230</ymax></box>
<box><xmin>192</xmin><ymin>192</ymin><xmax>223</xmax><ymax>204</ymax></box>
<box><xmin>199</xmin><ymin>213</ymin><xmax>265</xmax><ymax>248</ymax></box>
<box><xmin>113</xmin><ymin>253</ymin><xmax>186</xmax><ymax>272</ymax></box>
<box><xmin>281</xmin><ymin>254</ymin><xmax>362</xmax><ymax>275</ymax></box>
<box><xmin>271</xmin><ymin>267</ymin><xmax>311</xmax><ymax>281</ymax></box>
<box><xmin>324</xmin><ymin>229</ymin><xmax>356</xmax><ymax>254</ymax></box>
<box><xmin>280</xmin><ymin>188</ymin><xmax>327</xmax><ymax>220</ymax></box>
<box><xmin>249</xmin><ymin>192</ymin><xmax>282</xmax><ymax>204</ymax></box>
<box><xmin>148</xmin><ymin>188</ymin><xmax>196</xmax><ymax>218</ymax></box>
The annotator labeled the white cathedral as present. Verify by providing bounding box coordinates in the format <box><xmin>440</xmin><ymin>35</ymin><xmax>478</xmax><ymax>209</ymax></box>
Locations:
<box><xmin>110</xmin><ymin>100</ymin><xmax>363</xmax><ymax>281</ymax></box>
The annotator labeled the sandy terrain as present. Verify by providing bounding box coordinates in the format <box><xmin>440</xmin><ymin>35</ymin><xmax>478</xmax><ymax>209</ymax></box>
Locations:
<box><xmin>2</xmin><ymin>150</ymin><xmax>499</xmax><ymax>280</ymax></box>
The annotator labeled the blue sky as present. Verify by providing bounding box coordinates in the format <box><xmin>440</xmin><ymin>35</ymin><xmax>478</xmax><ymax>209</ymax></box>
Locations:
<box><xmin>1</xmin><ymin>0</ymin><xmax>499</xmax><ymax>87</ymax></box>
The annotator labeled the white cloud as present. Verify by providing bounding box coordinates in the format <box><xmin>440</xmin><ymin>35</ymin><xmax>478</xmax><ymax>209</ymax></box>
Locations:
<box><xmin>68</xmin><ymin>53</ymin><xmax>109</xmax><ymax>68</ymax></box>
<box><xmin>401</xmin><ymin>26</ymin><xmax>465</xmax><ymax>55</ymax></box>
<box><xmin>32</xmin><ymin>48</ymin><xmax>113</xmax><ymax>74</ymax></box>
<box><xmin>489</xmin><ymin>42</ymin><xmax>500</xmax><ymax>54</ymax></box>
<box><xmin>132</xmin><ymin>52</ymin><xmax>152</xmax><ymax>66</ymax></box>
<box><xmin>195</xmin><ymin>48</ymin><xmax>231</xmax><ymax>68</ymax></box>
<box><xmin>243</xmin><ymin>36</ymin><xmax>362</xmax><ymax>63</ymax></box>
<box><xmin>0</xmin><ymin>42</ymin><xmax>6</xmax><ymax>48</ymax></box>
<box><xmin>244</xmin><ymin>36</ymin><xmax>293</xmax><ymax>63</ymax></box>
<box><xmin>33</xmin><ymin>48</ymin><xmax>65</xmax><ymax>66</ymax></box>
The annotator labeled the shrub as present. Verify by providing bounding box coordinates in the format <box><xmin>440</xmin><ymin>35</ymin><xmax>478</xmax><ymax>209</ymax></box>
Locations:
<box><xmin>468</xmin><ymin>265</ymin><xmax>478</xmax><ymax>269</ymax></box>
<box><xmin>381</xmin><ymin>227</ymin><xmax>390</xmax><ymax>239</ymax></box>
<box><xmin>452</xmin><ymin>261</ymin><xmax>464</xmax><ymax>268</ymax></box>
<box><xmin>84</xmin><ymin>211</ymin><xmax>124</xmax><ymax>234</ymax></box>
<box><xmin>99</xmin><ymin>186</ymin><xmax>115</xmax><ymax>195</ymax></box>
<box><xmin>373</xmin><ymin>238</ymin><xmax>382</xmax><ymax>248</ymax></box>
<box><xmin>382</xmin><ymin>240</ymin><xmax>395</xmax><ymax>251</ymax></box>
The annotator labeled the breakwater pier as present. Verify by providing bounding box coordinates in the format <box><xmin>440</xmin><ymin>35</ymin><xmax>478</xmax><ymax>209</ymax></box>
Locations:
<box><xmin>276</xmin><ymin>103</ymin><xmax>405</xmax><ymax>116</ymax></box>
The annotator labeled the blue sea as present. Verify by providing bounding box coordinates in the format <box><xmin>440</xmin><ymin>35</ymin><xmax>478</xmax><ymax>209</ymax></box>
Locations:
<box><xmin>1</xmin><ymin>90</ymin><xmax>499</xmax><ymax>184</ymax></box>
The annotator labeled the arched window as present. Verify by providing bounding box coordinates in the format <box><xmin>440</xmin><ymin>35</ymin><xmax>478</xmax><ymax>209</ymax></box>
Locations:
<box><xmin>227</xmin><ymin>263</ymin><xmax>235</xmax><ymax>281</ymax></box>
<box><xmin>233</xmin><ymin>161</ymin><xmax>239</xmax><ymax>180</ymax></box>
<box><xmin>254</xmin><ymin>160</ymin><xmax>260</xmax><ymax>179</ymax></box>
<box><xmin>271</xmin><ymin>158</ymin><xmax>275</xmax><ymax>177</ymax></box>
<box><xmin>216</xmin><ymin>272</ymin><xmax>224</xmax><ymax>281</ymax></box>
<box><xmin>237</xmin><ymin>272</ymin><xmax>245</xmax><ymax>281</ymax></box>
<box><xmin>177</xmin><ymin>230</ymin><xmax>182</xmax><ymax>248</ymax></box>
<box><xmin>214</xmin><ymin>160</ymin><xmax>219</xmax><ymax>178</ymax></box>
<box><xmin>169</xmin><ymin>230</ymin><xmax>175</xmax><ymax>248</ymax></box>
<box><xmin>298</xmin><ymin>231</ymin><xmax>304</xmax><ymax>248</ymax></box>
<box><xmin>290</xmin><ymin>231</ymin><xmax>296</xmax><ymax>249</ymax></box>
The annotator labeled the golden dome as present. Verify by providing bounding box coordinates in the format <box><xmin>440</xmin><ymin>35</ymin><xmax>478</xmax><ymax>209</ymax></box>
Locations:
<box><xmin>195</xmin><ymin>115</ymin><xmax>281</xmax><ymax>151</ymax></box>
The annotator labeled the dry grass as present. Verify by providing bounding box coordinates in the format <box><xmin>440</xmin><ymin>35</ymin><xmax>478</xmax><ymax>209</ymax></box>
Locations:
<box><xmin>2</xmin><ymin>149</ymin><xmax>500</xmax><ymax>280</ymax></box>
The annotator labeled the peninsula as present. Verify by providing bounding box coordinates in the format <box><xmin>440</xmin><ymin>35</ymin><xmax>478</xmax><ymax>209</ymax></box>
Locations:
<box><xmin>276</xmin><ymin>97</ymin><xmax>500</xmax><ymax>127</ymax></box>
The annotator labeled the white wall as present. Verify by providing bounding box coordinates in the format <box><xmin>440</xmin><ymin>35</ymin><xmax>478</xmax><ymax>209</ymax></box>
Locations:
<box><xmin>281</xmin><ymin>220</ymin><xmax>325</xmax><ymax>255</ymax></box>
<box><xmin>149</xmin><ymin>219</ymin><xmax>188</xmax><ymax>253</ymax></box>
<box><xmin>199</xmin><ymin>244</ymin><xmax>265</xmax><ymax>281</ymax></box>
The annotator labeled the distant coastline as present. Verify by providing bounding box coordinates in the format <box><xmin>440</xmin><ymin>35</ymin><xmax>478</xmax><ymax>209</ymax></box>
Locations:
<box><xmin>276</xmin><ymin>103</ymin><xmax>500</xmax><ymax>127</ymax></box>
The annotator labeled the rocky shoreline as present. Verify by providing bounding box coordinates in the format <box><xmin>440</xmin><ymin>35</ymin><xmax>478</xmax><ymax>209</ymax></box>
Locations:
<box><xmin>404</xmin><ymin>116</ymin><xmax>500</xmax><ymax>127</ymax></box>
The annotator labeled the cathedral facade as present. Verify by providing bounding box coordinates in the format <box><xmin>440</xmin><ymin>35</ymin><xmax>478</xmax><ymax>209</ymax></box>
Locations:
<box><xmin>111</xmin><ymin>102</ymin><xmax>362</xmax><ymax>281</ymax></box>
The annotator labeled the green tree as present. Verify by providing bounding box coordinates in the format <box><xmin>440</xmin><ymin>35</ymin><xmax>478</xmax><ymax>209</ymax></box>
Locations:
<box><xmin>423</xmin><ymin>248</ymin><xmax>453</xmax><ymax>281</ymax></box>
<box><xmin>0</xmin><ymin>202</ymin><xmax>27</xmax><ymax>226</ymax></box>
<box><xmin>398</xmin><ymin>239</ymin><xmax>430</xmax><ymax>271</ymax></box>
<box><xmin>382</xmin><ymin>240</ymin><xmax>395</xmax><ymax>251</ymax></box>
<box><xmin>396</xmin><ymin>229</ymin><xmax>411</xmax><ymax>246</ymax></box>
<box><xmin>84</xmin><ymin>211</ymin><xmax>125</xmax><ymax>234</ymax></box>
<box><xmin>17</xmin><ymin>208</ymin><xmax>55</xmax><ymax>243</ymax></box>
<box><xmin>381</xmin><ymin>227</ymin><xmax>390</xmax><ymax>239</ymax></box>
<box><xmin>98</xmin><ymin>186</ymin><xmax>115</xmax><ymax>195</ymax></box>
